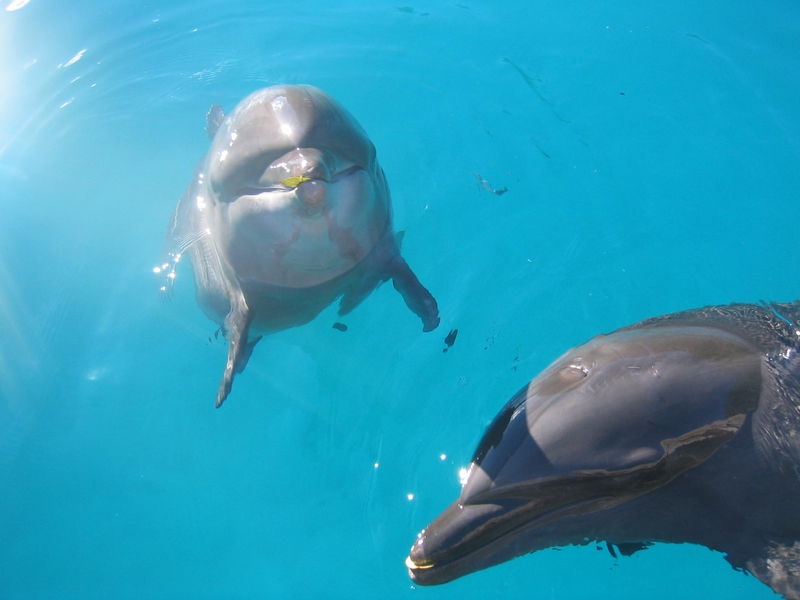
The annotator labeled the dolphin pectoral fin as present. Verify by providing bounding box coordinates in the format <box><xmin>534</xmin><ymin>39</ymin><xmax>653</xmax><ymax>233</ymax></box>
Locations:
<box><xmin>158</xmin><ymin>230</ymin><xmax>208</xmax><ymax>296</ymax></box>
<box><xmin>156</xmin><ymin>179</ymin><xmax>210</xmax><ymax>301</ymax></box>
<box><xmin>216</xmin><ymin>295</ymin><xmax>253</xmax><ymax>408</ymax></box>
<box><xmin>235</xmin><ymin>335</ymin><xmax>262</xmax><ymax>375</ymax></box>
<box><xmin>336</xmin><ymin>230</ymin><xmax>439</xmax><ymax>330</ymax></box>
<box><xmin>205</xmin><ymin>104</ymin><xmax>225</xmax><ymax>139</ymax></box>
<box><xmin>389</xmin><ymin>255</ymin><xmax>440</xmax><ymax>332</ymax></box>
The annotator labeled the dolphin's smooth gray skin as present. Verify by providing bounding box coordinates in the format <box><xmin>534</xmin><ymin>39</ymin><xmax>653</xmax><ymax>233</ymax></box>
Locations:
<box><xmin>406</xmin><ymin>301</ymin><xmax>800</xmax><ymax>599</ymax></box>
<box><xmin>156</xmin><ymin>85</ymin><xmax>439</xmax><ymax>407</ymax></box>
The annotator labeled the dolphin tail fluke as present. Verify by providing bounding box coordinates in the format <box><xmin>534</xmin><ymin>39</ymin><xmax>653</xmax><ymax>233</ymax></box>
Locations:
<box><xmin>390</xmin><ymin>256</ymin><xmax>440</xmax><ymax>332</ymax></box>
<box><xmin>215</xmin><ymin>295</ymin><xmax>253</xmax><ymax>408</ymax></box>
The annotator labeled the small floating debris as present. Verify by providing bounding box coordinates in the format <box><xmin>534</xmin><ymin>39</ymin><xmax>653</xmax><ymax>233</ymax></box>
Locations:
<box><xmin>443</xmin><ymin>328</ymin><xmax>458</xmax><ymax>352</ymax></box>
<box><xmin>532</xmin><ymin>140</ymin><xmax>551</xmax><ymax>159</ymax></box>
<box><xmin>472</xmin><ymin>172</ymin><xmax>508</xmax><ymax>195</ymax></box>
<box><xmin>332</xmin><ymin>322</ymin><xmax>348</xmax><ymax>332</ymax></box>
<box><xmin>207</xmin><ymin>327</ymin><xmax>224</xmax><ymax>344</ymax></box>
<box><xmin>686</xmin><ymin>32</ymin><xmax>710</xmax><ymax>44</ymax></box>
<box><xmin>395</xmin><ymin>6</ymin><xmax>428</xmax><ymax>15</ymax></box>
<box><xmin>503</xmin><ymin>57</ymin><xmax>571</xmax><ymax>124</ymax></box>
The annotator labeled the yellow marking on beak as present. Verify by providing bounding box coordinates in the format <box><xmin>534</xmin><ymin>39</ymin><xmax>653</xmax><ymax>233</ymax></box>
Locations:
<box><xmin>405</xmin><ymin>556</ymin><xmax>434</xmax><ymax>570</ymax></box>
<box><xmin>280</xmin><ymin>176</ymin><xmax>312</xmax><ymax>188</ymax></box>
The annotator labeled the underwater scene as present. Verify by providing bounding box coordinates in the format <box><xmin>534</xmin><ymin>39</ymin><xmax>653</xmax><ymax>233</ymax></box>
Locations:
<box><xmin>1</xmin><ymin>0</ymin><xmax>799</xmax><ymax>598</ymax></box>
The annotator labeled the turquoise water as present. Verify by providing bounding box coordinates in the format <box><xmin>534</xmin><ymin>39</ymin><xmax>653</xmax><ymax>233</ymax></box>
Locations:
<box><xmin>1</xmin><ymin>0</ymin><xmax>798</xmax><ymax>598</ymax></box>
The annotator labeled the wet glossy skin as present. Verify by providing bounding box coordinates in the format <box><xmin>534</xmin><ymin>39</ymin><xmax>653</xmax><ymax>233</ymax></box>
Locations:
<box><xmin>206</xmin><ymin>87</ymin><xmax>389</xmax><ymax>289</ymax></box>
<box><xmin>159</xmin><ymin>85</ymin><xmax>439</xmax><ymax>407</ymax></box>
<box><xmin>406</xmin><ymin>302</ymin><xmax>800</xmax><ymax>598</ymax></box>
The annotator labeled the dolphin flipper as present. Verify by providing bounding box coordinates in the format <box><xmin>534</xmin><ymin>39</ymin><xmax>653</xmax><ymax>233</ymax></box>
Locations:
<box><xmin>383</xmin><ymin>231</ymin><xmax>439</xmax><ymax>332</ymax></box>
<box><xmin>235</xmin><ymin>335</ymin><xmax>263</xmax><ymax>375</ymax></box>
<box><xmin>337</xmin><ymin>231</ymin><xmax>440</xmax><ymax>331</ymax></box>
<box><xmin>206</xmin><ymin>104</ymin><xmax>225</xmax><ymax>139</ymax></box>
<box><xmin>389</xmin><ymin>255</ymin><xmax>440</xmax><ymax>332</ymax></box>
<box><xmin>216</xmin><ymin>294</ymin><xmax>254</xmax><ymax>408</ymax></box>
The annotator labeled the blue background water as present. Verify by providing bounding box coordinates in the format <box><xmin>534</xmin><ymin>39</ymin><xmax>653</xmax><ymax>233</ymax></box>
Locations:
<box><xmin>1</xmin><ymin>0</ymin><xmax>798</xmax><ymax>598</ymax></box>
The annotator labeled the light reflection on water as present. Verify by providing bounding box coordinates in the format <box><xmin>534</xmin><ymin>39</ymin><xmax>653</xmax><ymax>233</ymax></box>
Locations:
<box><xmin>1</xmin><ymin>0</ymin><xmax>797</xmax><ymax>598</ymax></box>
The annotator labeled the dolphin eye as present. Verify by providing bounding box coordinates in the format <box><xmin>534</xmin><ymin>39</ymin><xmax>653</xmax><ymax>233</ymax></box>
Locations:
<box><xmin>535</xmin><ymin>362</ymin><xmax>592</xmax><ymax>396</ymax></box>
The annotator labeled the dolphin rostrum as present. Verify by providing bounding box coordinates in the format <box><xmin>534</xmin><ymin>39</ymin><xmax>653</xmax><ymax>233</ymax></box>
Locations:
<box><xmin>156</xmin><ymin>85</ymin><xmax>439</xmax><ymax>407</ymax></box>
<box><xmin>407</xmin><ymin>300</ymin><xmax>800</xmax><ymax>599</ymax></box>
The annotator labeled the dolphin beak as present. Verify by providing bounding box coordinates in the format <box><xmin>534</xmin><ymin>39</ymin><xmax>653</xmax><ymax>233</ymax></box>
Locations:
<box><xmin>405</xmin><ymin>499</ymin><xmax>529</xmax><ymax>585</ymax></box>
<box><xmin>406</xmin><ymin>409</ymin><xmax>748</xmax><ymax>585</ymax></box>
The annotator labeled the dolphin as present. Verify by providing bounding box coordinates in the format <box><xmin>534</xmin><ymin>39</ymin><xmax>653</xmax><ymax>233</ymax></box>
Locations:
<box><xmin>156</xmin><ymin>85</ymin><xmax>439</xmax><ymax>407</ymax></box>
<box><xmin>406</xmin><ymin>300</ymin><xmax>800</xmax><ymax>599</ymax></box>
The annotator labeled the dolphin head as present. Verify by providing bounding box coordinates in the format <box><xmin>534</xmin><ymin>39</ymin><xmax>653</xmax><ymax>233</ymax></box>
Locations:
<box><xmin>203</xmin><ymin>85</ymin><xmax>390</xmax><ymax>288</ymax></box>
<box><xmin>407</xmin><ymin>326</ymin><xmax>764</xmax><ymax>585</ymax></box>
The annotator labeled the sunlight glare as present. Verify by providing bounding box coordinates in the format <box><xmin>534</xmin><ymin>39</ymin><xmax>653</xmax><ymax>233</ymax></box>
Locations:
<box><xmin>458</xmin><ymin>466</ymin><xmax>470</xmax><ymax>486</ymax></box>
<box><xmin>5</xmin><ymin>0</ymin><xmax>31</xmax><ymax>11</ymax></box>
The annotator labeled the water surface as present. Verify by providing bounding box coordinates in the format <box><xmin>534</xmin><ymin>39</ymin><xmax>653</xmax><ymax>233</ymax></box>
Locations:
<box><xmin>1</xmin><ymin>0</ymin><xmax>798</xmax><ymax>598</ymax></box>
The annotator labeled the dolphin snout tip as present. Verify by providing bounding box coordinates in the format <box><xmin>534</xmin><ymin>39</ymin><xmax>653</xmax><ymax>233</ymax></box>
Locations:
<box><xmin>406</xmin><ymin>536</ymin><xmax>433</xmax><ymax>569</ymax></box>
<box><xmin>406</xmin><ymin>549</ymin><xmax>439</xmax><ymax>585</ymax></box>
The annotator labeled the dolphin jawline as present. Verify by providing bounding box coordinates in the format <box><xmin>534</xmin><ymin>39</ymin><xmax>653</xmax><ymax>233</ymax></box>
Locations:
<box><xmin>407</xmin><ymin>415</ymin><xmax>743</xmax><ymax>585</ymax></box>
<box><xmin>406</xmin><ymin>495</ymin><xmax>610</xmax><ymax>583</ymax></box>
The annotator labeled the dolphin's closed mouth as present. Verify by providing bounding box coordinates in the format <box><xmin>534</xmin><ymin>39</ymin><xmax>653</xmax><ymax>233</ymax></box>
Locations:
<box><xmin>233</xmin><ymin>166</ymin><xmax>364</xmax><ymax>199</ymax></box>
<box><xmin>406</xmin><ymin>494</ymin><xmax>614</xmax><ymax>582</ymax></box>
<box><xmin>408</xmin><ymin>402</ymin><xmax>749</xmax><ymax>584</ymax></box>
